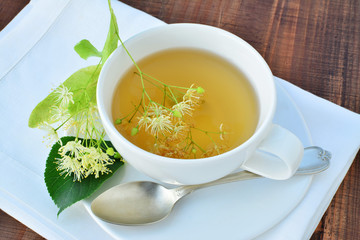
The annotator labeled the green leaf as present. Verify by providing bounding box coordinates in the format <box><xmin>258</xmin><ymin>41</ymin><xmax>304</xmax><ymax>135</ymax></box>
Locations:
<box><xmin>74</xmin><ymin>39</ymin><xmax>102</xmax><ymax>60</ymax></box>
<box><xmin>28</xmin><ymin>65</ymin><xmax>101</xmax><ymax>128</ymax></box>
<box><xmin>101</xmin><ymin>0</ymin><xmax>119</xmax><ymax>64</ymax></box>
<box><xmin>44</xmin><ymin>136</ymin><xmax>124</xmax><ymax>216</ymax></box>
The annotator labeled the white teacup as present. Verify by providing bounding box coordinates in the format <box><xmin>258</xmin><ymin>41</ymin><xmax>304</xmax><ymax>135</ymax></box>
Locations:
<box><xmin>97</xmin><ymin>23</ymin><xmax>304</xmax><ymax>185</ymax></box>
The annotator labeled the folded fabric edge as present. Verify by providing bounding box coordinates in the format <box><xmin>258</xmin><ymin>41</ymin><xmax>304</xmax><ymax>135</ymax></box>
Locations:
<box><xmin>0</xmin><ymin>192</ymin><xmax>65</xmax><ymax>240</ymax></box>
<box><xmin>303</xmin><ymin>148</ymin><xmax>360</xmax><ymax>240</ymax></box>
<box><xmin>276</xmin><ymin>78</ymin><xmax>360</xmax><ymax>239</ymax></box>
<box><xmin>1</xmin><ymin>0</ymin><xmax>359</xmax><ymax>238</ymax></box>
<box><xmin>0</xmin><ymin>152</ymin><xmax>74</xmax><ymax>240</ymax></box>
<box><xmin>0</xmin><ymin>0</ymin><xmax>71</xmax><ymax>80</ymax></box>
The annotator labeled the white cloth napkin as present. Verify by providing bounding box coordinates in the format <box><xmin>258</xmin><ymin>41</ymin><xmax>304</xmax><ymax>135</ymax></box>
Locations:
<box><xmin>0</xmin><ymin>0</ymin><xmax>359</xmax><ymax>239</ymax></box>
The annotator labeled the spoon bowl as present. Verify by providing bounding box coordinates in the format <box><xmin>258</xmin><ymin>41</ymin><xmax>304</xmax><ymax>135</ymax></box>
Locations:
<box><xmin>91</xmin><ymin>146</ymin><xmax>331</xmax><ymax>225</ymax></box>
<box><xmin>91</xmin><ymin>182</ymin><xmax>175</xmax><ymax>225</ymax></box>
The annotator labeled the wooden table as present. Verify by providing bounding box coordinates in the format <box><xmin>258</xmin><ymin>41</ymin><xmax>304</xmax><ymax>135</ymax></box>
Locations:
<box><xmin>1</xmin><ymin>0</ymin><xmax>359</xmax><ymax>239</ymax></box>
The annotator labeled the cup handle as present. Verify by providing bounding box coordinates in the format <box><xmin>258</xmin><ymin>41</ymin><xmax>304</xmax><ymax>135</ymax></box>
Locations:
<box><xmin>241</xmin><ymin>124</ymin><xmax>304</xmax><ymax>180</ymax></box>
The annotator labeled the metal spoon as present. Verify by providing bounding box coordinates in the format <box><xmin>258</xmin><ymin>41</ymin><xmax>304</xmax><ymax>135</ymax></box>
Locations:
<box><xmin>91</xmin><ymin>146</ymin><xmax>331</xmax><ymax>225</ymax></box>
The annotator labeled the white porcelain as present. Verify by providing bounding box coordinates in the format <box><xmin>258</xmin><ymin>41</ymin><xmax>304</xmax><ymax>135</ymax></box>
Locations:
<box><xmin>97</xmin><ymin>23</ymin><xmax>304</xmax><ymax>185</ymax></box>
<box><xmin>85</xmin><ymin>80</ymin><xmax>313</xmax><ymax>240</ymax></box>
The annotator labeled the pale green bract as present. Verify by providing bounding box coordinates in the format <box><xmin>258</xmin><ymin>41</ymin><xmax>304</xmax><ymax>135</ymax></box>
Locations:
<box><xmin>74</xmin><ymin>39</ymin><xmax>102</xmax><ymax>60</ymax></box>
<box><xmin>28</xmin><ymin>0</ymin><xmax>118</xmax><ymax>128</ymax></box>
<box><xmin>28</xmin><ymin>0</ymin><xmax>123</xmax><ymax>215</ymax></box>
<box><xmin>28</xmin><ymin>65</ymin><xmax>100</xmax><ymax>128</ymax></box>
<box><xmin>101</xmin><ymin>2</ymin><xmax>119</xmax><ymax>64</ymax></box>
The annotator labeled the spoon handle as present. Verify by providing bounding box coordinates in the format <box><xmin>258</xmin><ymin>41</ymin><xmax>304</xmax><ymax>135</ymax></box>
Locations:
<box><xmin>173</xmin><ymin>170</ymin><xmax>262</xmax><ymax>200</ymax></box>
<box><xmin>173</xmin><ymin>146</ymin><xmax>331</xmax><ymax>200</ymax></box>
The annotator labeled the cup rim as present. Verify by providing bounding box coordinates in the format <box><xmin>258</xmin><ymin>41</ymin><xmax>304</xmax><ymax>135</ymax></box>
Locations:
<box><xmin>97</xmin><ymin>23</ymin><xmax>275</xmax><ymax>164</ymax></box>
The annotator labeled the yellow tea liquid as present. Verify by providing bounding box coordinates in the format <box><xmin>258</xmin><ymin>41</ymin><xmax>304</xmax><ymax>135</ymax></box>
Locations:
<box><xmin>112</xmin><ymin>48</ymin><xmax>258</xmax><ymax>158</ymax></box>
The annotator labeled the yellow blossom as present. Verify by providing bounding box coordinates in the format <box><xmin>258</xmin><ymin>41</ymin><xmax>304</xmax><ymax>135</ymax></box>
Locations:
<box><xmin>56</xmin><ymin>141</ymin><xmax>115</xmax><ymax>181</ymax></box>
<box><xmin>39</xmin><ymin>122</ymin><xmax>60</xmax><ymax>144</ymax></box>
<box><xmin>147</xmin><ymin>115</ymin><xmax>173</xmax><ymax>136</ymax></box>
<box><xmin>147</xmin><ymin>103</ymin><xmax>166</xmax><ymax>117</ymax></box>
<box><xmin>182</xmin><ymin>85</ymin><xmax>203</xmax><ymax>107</ymax></box>
<box><xmin>54</xmin><ymin>84</ymin><xmax>74</xmax><ymax>108</ymax></box>
<box><xmin>56</xmin><ymin>155</ymin><xmax>83</xmax><ymax>181</ymax></box>
<box><xmin>138</xmin><ymin>115</ymin><xmax>152</xmax><ymax>130</ymax></box>
<box><xmin>171</xmin><ymin>100</ymin><xmax>194</xmax><ymax>117</ymax></box>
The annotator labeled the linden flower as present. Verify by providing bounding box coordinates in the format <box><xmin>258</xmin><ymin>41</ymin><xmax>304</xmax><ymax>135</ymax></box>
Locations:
<box><xmin>71</xmin><ymin>105</ymin><xmax>105</xmax><ymax>136</ymax></box>
<box><xmin>171</xmin><ymin>101</ymin><xmax>193</xmax><ymax>117</ymax></box>
<box><xmin>56</xmin><ymin>155</ymin><xmax>83</xmax><ymax>181</ymax></box>
<box><xmin>50</xmin><ymin>105</ymin><xmax>71</xmax><ymax>123</ymax></box>
<box><xmin>182</xmin><ymin>85</ymin><xmax>203</xmax><ymax>107</ymax></box>
<box><xmin>153</xmin><ymin>143</ymin><xmax>188</xmax><ymax>159</ymax></box>
<box><xmin>172</xmin><ymin>121</ymin><xmax>187</xmax><ymax>139</ymax></box>
<box><xmin>88</xmin><ymin>105</ymin><xmax>105</xmax><ymax>131</ymax></box>
<box><xmin>202</xmin><ymin>143</ymin><xmax>228</xmax><ymax>158</ymax></box>
<box><xmin>87</xmin><ymin>161</ymin><xmax>112</xmax><ymax>178</ymax></box>
<box><xmin>83</xmin><ymin>105</ymin><xmax>106</xmax><ymax>136</ymax></box>
<box><xmin>92</xmin><ymin>148</ymin><xmax>114</xmax><ymax>165</ymax></box>
<box><xmin>71</xmin><ymin>112</ymin><xmax>87</xmax><ymax>134</ymax></box>
<box><xmin>82</xmin><ymin>147</ymin><xmax>113</xmax><ymax>178</ymax></box>
<box><xmin>59</xmin><ymin>140</ymin><xmax>85</xmax><ymax>158</ymax></box>
<box><xmin>147</xmin><ymin>115</ymin><xmax>173</xmax><ymax>136</ymax></box>
<box><xmin>147</xmin><ymin>103</ymin><xmax>166</xmax><ymax>117</ymax></box>
<box><xmin>219</xmin><ymin>123</ymin><xmax>225</xmax><ymax>141</ymax></box>
<box><xmin>81</xmin><ymin>148</ymin><xmax>97</xmax><ymax>169</ymax></box>
<box><xmin>39</xmin><ymin>122</ymin><xmax>60</xmax><ymax>143</ymax></box>
<box><xmin>138</xmin><ymin>115</ymin><xmax>152</xmax><ymax>130</ymax></box>
<box><xmin>56</xmin><ymin>141</ymin><xmax>115</xmax><ymax>181</ymax></box>
<box><xmin>54</xmin><ymin>84</ymin><xmax>74</xmax><ymax>108</ymax></box>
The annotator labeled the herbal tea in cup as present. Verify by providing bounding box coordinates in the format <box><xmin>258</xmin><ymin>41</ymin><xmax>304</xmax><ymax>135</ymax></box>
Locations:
<box><xmin>112</xmin><ymin>48</ymin><xmax>259</xmax><ymax>159</ymax></box>
<box><xmin>97</xmin><ymin>23</ymin><xmax>304</xmax><ymax>185</ymax></box>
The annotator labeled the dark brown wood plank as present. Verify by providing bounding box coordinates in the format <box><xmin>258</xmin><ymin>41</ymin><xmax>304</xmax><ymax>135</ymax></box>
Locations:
<box><xmin>0</xmin><ymin>211</ymin><xmax>44</xmax><ymax>240</ymax></box>
<box><xmin>0</xmin><ymin>0</ymin><xmax>30</xmax><ymax>31</ymax></box>
<box><xmin>1</xmin><ymin>0</ymin><xmax>359</xmax><ymax>239</ymax></box>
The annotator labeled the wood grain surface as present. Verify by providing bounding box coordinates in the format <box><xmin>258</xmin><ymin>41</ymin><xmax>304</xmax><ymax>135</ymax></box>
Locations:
<box><xmin>1</xmin><ymin>0</ymin><xmax>359</xmax><ymax>239</ymax></box>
